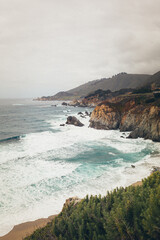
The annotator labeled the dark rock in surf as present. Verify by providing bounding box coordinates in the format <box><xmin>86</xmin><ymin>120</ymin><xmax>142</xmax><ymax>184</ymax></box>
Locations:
<box><xmin>62</xmin><ymin>102</ymin><xmax>68</xmax><ymax>106</ymax></box>
<box><xmin>85</xmin><ymin>111</ymin><xmax>90</xmax><ymax>116</ymax></box>
<box><xmin>66</xmin><ymin>116</ymin><xmax>84</xmax><ymax>127</ymax></box>
<box><xmin>80</xmin><ymin>115</ymin><xmax>86</xmax><ymax>118</ymax></box>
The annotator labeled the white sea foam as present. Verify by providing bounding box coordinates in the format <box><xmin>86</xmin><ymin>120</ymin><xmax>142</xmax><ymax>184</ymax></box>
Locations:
<box><xmin>0</xmin><ymin>108</ymin><xmax>160</xmax><ymax>236</ymax></box>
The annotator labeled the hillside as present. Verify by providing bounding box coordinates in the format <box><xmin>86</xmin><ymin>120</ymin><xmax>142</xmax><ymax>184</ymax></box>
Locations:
<box><xmin>67</xmin><ymin>73</ymin><xmax>150</xmax><ymax>97</ymax></box>
<box><xmin>146</xmin><ymin>71</ymin><xmax>160</xmax><ymax>88</ymax></box>
<box><xmin>135</xmin><ymin>71</ymin><xmax>160</xmax><ymax>92</ymax></box>
<box><xmin>35</xmin><ymin>73</ymin><xmax>150</xmax><ymax>101</ymax></box>
<box><xmin>25</xmin><ymin>172</ymin><xmax>160</xmax><ymax>240</ymax></box>
<box><xmin>67</xmin><ymin>70</ymin><xmax>160</xmax><ymax>108</ymax></box>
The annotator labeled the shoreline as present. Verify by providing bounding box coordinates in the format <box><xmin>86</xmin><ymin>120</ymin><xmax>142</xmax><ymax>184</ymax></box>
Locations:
<box><xmin>1</xmin><ymin>123</ymin><xmax>160</xmax><ymax>240</ymax></box>
<box><xmin>0</xmin><ymin>180</ymin><xmax>144</xmax><ymax>240</ymax></box>
<box><xmin>0</xmin><ymin>215</ymin><xmax>56</xmax><ymax>240</ymax></box>
<box><xmin>1</xmin><ymin>154</ymin><xmax>160</xmax><ymax>240</ymax></box>
<box><xmin>2</xmin><ymin>154</ymin><xmax>160</xmax><ymax>240</ymax></box>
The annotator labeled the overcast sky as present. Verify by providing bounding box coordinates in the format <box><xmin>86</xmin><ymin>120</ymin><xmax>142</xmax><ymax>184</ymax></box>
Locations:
<box><xmin>0</xmin><ymin>0</ymin><xmax>160</xmax><ymax>98</ymax></box>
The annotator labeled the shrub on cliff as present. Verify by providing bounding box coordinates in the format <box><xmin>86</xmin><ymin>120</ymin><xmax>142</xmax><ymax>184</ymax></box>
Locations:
<box><xmin>25</xmin><ymin>172</ymin><xmax>160</xmax><ymax>240</ymax></box>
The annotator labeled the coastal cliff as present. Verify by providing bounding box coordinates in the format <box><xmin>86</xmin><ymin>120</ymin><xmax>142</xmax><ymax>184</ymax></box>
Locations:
<box><xmin>90</xmin><ymin>94</ymin><xmax>160</xmax><ymax>141</ymax></box>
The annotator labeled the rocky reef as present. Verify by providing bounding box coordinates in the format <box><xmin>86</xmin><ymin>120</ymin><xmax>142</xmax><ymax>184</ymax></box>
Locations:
<box><xmin>90</xmin><ymin>94</ymin><xmax>160</xmax><ymax>141</ymax></box>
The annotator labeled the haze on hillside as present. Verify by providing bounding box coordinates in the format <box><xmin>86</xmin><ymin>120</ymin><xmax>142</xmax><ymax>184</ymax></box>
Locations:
<box><xmin>0</xmin><ymin>0</ymin><xmax>160</xmax><ymax>98</ymax></box>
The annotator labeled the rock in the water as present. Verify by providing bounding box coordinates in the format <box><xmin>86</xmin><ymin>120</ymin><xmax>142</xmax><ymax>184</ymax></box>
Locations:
<box><xmin>78</xmin><ymin>112</ymin><xmax>83</xmax><ymax>115</ymax></box>
<box><xmin>60</xmin><ymin>124</ymin><xmax>65</xmax><ymax>126</ymax></box>
<box><xmin>62</xmin><ymin>102</ymin><xmax>68</xmax><ymax>106</ymax></box>
<box><xmin>66</xmin><ymin>116</ymin><xmax>84</xmax><ymax>127</ymax></box>
<box><xmin>80</xmin><ymin>115</ymin><xmax>86</xmax><ymax>118</ymax></box>
<box><xmin>131</xmin><ymin>165</ymin><xmax>135</xmax><ymax>168</ymax></box>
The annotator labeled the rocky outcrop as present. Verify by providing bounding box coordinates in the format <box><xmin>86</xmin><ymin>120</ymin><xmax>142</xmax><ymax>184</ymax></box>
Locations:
<box><xmin>127</xmin><ymin>106</ymin><xmax>160</xmax><ymax>141</ymax></box>
<box><xmin>68</xmin><ymin>99</ymin><xmax>91</xmax><ymax>107</ymax></box>
<box><xmin>89</xmin><ymin>104</ymin><xmax>121</xmax><ymax>130</ymax></box>
<box><xmin>68</xmin><ymin>100</ymin><xmax>81</xmax><ymax>107</ymax></box>
<box><xmin>89</xmin><ymin>95</ymin><xmax>160</xmax><ymax>141</ymax></box>
<box><xmin>63</xmin><ymin>197</ymin><xmax>81</xmax><ymax>210</ymax></box>
<box><xmin>81</xmin><ymin>88</ymin><xmax>134</xmax><ymax>107</ymax></box>
<box><xmin>66</xmin><ymin>116</ymin><xmax>84</xmax><ymax>127</ymax></box>
<box><xmin>67</xmin><ymin>89</ymin><xmax>134</xmax><ymax>108</ymax></box>
<box><xmin>62</xmin><ymin>102</ymin><xmax>68</xmax><ymax>106</ymax></box>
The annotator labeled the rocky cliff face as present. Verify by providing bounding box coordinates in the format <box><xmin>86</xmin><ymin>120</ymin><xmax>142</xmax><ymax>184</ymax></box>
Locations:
<box><xmin>89</xmin><ymin>104</ymin><xmax>121</xmax><ymax>130</ymax></box>
<box><xmin>90</xmin><ymin>95</ymin><xmax>160</xmax><ymax>141</ymax></box>
<box><xmin>127</xmin><ymin>106</ymin><xmax>160</xmax><ymax>141</ymax></box>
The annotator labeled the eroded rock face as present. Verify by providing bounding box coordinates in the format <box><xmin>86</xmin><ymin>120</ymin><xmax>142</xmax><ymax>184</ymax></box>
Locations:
<box><xmin>120</xmin><ymin>105</ymin><xmax>145</xmax><ymax>132</ymax></box>
<box><xmin>89</xmin><ymin>104</ymin><xmax>121</xmax><ymax>130</ymax></box>
<box><xmin>127</xmin><ymin>106</ymin><xmax>160</xmax><ymax>141</ymax></box>
<box><xmin>90</xmin><ymin>99</ymin><xmax>160</xmax><ymax>141</ymax></box>
<box><xmin>66</xmin><ymin>116</ymin><xmax>84</xmax><ymax>127</ymax></box>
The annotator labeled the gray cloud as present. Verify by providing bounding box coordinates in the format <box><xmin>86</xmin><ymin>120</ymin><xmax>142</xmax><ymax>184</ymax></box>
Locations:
<box><xmin>0</xmin><ymin>0</ymin><xmax>160</xmax><ymax>98</ymax></box>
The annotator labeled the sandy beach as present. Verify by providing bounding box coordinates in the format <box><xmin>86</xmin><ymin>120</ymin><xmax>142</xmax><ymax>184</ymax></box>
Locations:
<box><xmin>0</xmin><ymin>215</ymin><xmax>56</xmax><ymax>240</ymax></box>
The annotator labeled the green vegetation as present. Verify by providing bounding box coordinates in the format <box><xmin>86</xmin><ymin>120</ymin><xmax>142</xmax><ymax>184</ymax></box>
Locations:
<box><xmin>25</xmin><ymin>172</ymin><xmax>160</xmax><ymax>240</ymax></box>
<box><xmin>132</xmin><ymin>86</ymin><xmax>152</xmax><ymax>94</ymax></box>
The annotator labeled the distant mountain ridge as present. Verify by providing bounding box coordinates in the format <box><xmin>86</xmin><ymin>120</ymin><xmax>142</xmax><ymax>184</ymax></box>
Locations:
<box><xmin>36</xmin><ymin>72</ymin><xmax>151</xmax><ymax>101</ymax></box>
<box><xmin>66</xmin><ymin>73</ymin><xmax>150</xmax><ymax>97</ymax></box>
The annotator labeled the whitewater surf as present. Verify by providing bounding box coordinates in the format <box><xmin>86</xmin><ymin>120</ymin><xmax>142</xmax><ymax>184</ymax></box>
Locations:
<box><xmin>0</xmin><ymin>99</ymin><xmax>160</xmax><ymax>236</ymax></box>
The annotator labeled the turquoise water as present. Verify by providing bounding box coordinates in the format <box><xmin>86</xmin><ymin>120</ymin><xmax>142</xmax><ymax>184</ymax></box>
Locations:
<box><xmin>0</xmin><ymin>99</ymin><xmax>160</xmax><ymax>236</ymax></box>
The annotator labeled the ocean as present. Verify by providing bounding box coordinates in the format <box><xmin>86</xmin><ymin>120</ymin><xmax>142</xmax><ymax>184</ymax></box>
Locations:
<box><xmin>0</xmin><ymin>99</ymin><xmax>160</xmax><ymax>236</ymax></box>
